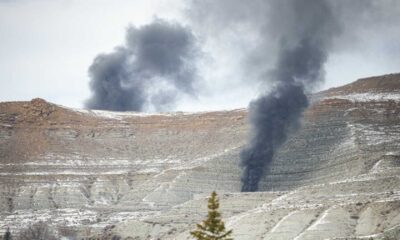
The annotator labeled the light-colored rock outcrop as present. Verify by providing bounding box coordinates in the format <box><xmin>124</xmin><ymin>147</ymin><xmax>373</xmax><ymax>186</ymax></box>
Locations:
<box><xmin>0</xmin><ymin>73</ymin><xmax>400</xmax><ymax>239</ymax></box>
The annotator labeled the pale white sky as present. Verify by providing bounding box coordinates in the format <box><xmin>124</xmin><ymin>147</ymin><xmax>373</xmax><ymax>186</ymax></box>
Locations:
<box><xmin>0</xmin><ymin>0</ymin><xmax>399</xmax><ymax>111</ymax></box>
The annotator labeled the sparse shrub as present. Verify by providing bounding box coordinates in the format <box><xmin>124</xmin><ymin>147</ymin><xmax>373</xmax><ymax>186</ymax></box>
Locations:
<box><xmin>17</xmin><ymin>221</ymin><xmax>57</xmax><ymax>240</ymax></box>
<box><xmin>3</xmin><ymin>228</ymin><xmax>12</xmax><ymax>240</ymax></box>
<box><xmin>57</xmin><ymin>226</ymin><xmax>78</xmax><ymax>240</ymax></box>
<box><xmin>87</xmin><ymin>225</ymin><xmax>121</xmax><ymax>240</ymax></box>
<box><xmin>190</xmin><ymin>191</ymin><xmax>233</xmax><ymax>240</ymax></box>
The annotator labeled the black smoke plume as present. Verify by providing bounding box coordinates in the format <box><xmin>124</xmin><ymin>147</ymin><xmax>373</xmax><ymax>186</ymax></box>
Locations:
<box><xmin>187</xmin><ymin>0</ymin><xmax>399</xmax><ymax>191</ymax></box>
<box><xmin>86</xmin><ymin>19</ymin><xmax>199</xmax><ymax>112</ymax></box>
<box><xmin>240</xmin><ymin>0</ymin><xmax>340</xmax><ymax>192</ymax></box>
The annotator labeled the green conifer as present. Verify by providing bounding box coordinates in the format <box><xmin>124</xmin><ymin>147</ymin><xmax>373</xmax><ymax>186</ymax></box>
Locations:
<box><xmin>190</xmin><ymin>191</ymin><xmax>233</xmax><ymax>240</ymax></box>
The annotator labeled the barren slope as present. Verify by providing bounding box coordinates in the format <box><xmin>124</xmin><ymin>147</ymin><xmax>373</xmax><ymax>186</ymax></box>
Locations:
<box><xmin>1</xmin><ymin>73</ymin><xmax>400</xmax><ymax>239</ymax></box>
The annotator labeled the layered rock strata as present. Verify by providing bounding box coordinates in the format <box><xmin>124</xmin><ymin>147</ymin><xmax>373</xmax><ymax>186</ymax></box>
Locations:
<box><xmin>0</xmin><ymin>73</ymin><xmax>400</xmax><ymax>239</ymax></box>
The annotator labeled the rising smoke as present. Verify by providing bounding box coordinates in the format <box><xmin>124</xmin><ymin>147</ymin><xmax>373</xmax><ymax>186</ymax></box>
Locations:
<box><xmin>240</xmin><ymin>0</ymin><xmax>340</xmax><ymax>192</ymax></box>
<box><xmin>86</xmin><ymin>19</ymin><xmax>199</xmax><ymax>112</ymax></box>
<box><xmin>85</xmin><ymin>1</ymin><xmax>398</xmax><ymax>191</ymax></box>
<box><xmin>188</xmin><ymin>0</ymin><xmax>400</xmax><ymax>191</ymax></box>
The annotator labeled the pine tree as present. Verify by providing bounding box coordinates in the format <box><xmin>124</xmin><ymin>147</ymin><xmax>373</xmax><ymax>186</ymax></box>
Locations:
<box><xmin>3</xmin><ymin>227</ymin><xmax>12</xmax><ymax>240</ymax></box>
<box><xmin>190</xmin><ymin>191</ymin><xmax>233</xmax><ymax>240</ymax></box>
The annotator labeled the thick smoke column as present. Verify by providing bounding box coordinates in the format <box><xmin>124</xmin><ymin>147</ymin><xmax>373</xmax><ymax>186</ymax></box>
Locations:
<box><xmin>187</xmin><ymin>0</ymin><xmax>398</xmax><ymax>191</ymax></box>
<box><xmin>86</xmin><ymin>19</ymin><xmax>199</xmax><ymax>112</ymax></box>
<box><xmin>240</xmin><ymin>0</ymin><xmax>340</xmax><ymax>192</ymax></box>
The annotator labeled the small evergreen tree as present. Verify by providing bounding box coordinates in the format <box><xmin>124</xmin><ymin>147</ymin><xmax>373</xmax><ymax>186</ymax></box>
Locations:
<box><xmin>3</xmin><ymin>227</ymin><xmax>12</xmax><ymax>240</ymax></box>
<box><xmin>190</xmin><ymin>191</ymin><xmax>233</xmax><ymax>240</ymax></box>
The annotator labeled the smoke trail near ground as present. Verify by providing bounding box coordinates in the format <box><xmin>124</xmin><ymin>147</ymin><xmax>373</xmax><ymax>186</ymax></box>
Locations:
<box><xmin>240</xmin><ymin>0</ymin><xmax>340</xmax><ymax>191</ymax></box>
<box><xmin>86</xmin><ymin>19</ymin><xmax>199</xmax><ymax>112</ymax></box>
<box><xmin>188</xmin><ymin>0</ymin><xmax>400</xmax><ymax>191</ymax></box>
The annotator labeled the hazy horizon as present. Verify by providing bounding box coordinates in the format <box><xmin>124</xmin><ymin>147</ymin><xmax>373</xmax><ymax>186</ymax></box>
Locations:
<box><xmin>1</xmin><ymin>0</ymin><xmax>399</xmax><ymax>112</ymax></box>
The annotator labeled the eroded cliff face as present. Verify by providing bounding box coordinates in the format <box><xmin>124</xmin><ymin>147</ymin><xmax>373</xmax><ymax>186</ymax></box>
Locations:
<box><xmin>1</xmin><ymin>73</ymin><xmax>400</xmax><ymax>239</ymax></box>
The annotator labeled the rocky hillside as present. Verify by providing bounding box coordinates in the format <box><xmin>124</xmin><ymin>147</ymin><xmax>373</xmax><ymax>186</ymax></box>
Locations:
<box><xmin>0</xmin><ymin>73</ymin><xmax>400</xmax><ymax>239</ymax></box>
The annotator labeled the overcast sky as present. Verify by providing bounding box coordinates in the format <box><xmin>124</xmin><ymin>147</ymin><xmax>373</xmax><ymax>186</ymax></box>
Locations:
<box><xmin>0</xmin><ymin>0</ymin><xmax>399</xmax><ymax>111</ymax></box>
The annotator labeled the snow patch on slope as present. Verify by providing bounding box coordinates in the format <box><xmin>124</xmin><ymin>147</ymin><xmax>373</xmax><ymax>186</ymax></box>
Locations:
<box><xmin>70</xmin><ymin>108</ymin><xmax>246</xmax><ymax>119</ymax></box>
<box><xmin>326</xmin><ymin>92</ymin><xmax>400</xmax><ymax>102</ymax></box>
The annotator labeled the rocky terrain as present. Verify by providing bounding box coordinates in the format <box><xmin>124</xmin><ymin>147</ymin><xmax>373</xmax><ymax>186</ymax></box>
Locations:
<box><xmin>0</xmin><ymin>73</ymin><xmax>400</xmax><ymax>239</ymax></box>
